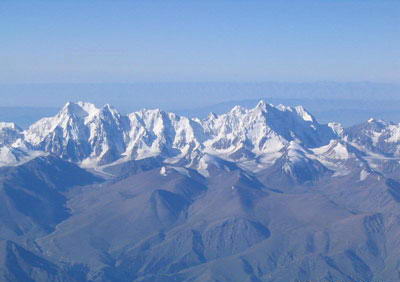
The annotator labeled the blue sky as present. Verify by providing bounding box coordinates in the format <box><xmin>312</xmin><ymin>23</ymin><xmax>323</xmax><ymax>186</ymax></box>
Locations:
<box><xmin>1</xmin><ymin>0</ymin><xmax>399</xmax><ymax>83</ymax></box>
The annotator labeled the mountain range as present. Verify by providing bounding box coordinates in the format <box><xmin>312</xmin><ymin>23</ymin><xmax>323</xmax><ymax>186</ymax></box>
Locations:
<box><xmin>0</xmin><ymin>100</ymin><xmax>400</xmax><ymax>281</ymax></box>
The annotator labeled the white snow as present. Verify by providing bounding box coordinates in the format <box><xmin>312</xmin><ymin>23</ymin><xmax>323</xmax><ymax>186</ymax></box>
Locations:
<box><xmin>0</xmin><ymin>122</ymin><xmax>19</xmax><ymax>131</ymax></box>
<box><xmin>359</xmin><ymin>169</ymin><xmax>369</xmax><ymax>181</ymax></box>
<box><xmin>3</xmin><ymin>99</ymin><xmax>399</xmax><ymax>181</ymax></box>
<box><xmin>312</xmin><ymin>140</ymin><xmax>350</xmax><ymax>160</ymax></box>
<box><xmin>294</xmin><ymin>106</ymin><xmax>314</xmax><ymax>122</ymax></box>
<box><xmin>160</xmin><ymin>166</ymin><xmax>167</xmax><ymax>176</ymax></box>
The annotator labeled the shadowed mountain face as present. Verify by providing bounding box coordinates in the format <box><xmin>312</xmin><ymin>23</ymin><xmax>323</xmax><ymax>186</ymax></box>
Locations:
<box><xmin>1</xmin><ymin>101</ymin><xmax>400</xmax><ymax>281</ymax></box>
<box><xmin>0</xmin><ymin>155</ymin><xmax>102</xmax><ymax>238</ymax></box>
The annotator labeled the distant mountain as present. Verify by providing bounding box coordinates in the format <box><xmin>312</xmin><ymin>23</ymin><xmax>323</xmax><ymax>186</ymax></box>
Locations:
<box><xmin>0</xmin><ymin>107</ymin><xmax>58</xmax><ymax>129</ymax></box>
<box><xmin>16</xmin><ymin>100</ymin><xmax>339</xmax><ymax>174</ymax></box>
<box><xmin>2</xmin><ymin>96</ymin><xmax>400</xmax><ymax>129</ymax></box>
<box><xmin>176</xmin><ymin>97</ymin><xmax>400</xmax><ymax>126</ymax></box>
<box><xmin>0</xmin><ymin>99</ymin><xmax>399</xmax><ymax>184</ymax></box>
<box><xmin>345</xmin><ymin>118</ymin><xmax>400</xmax><ymax>157</ymax></box>
<box><xmin>2</xmin><ymin>82</ymin><xmax>399</xmax><ymax>110</ymax></box>
<box><xmin>0</xmin><ymin>100</ymin><xmax>400</xmax><ymax>281</ymax></box>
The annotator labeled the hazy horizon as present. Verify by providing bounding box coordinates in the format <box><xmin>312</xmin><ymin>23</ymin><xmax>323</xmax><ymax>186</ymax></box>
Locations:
<box><xmin>1</xmin><ymin>81</ymin><xmax>400</xmax><ymax>128</ymax></box>
<box><xmin>0</xmin><ymin>81</ymin><xmax>399</xmax><ymax>108</ymax></box>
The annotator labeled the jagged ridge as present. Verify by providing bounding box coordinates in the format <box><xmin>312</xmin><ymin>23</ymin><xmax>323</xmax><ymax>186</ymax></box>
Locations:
<box><xmin>1</xmin><ymin>100</ymin><xmax>399</xmax><ymax>184</ymax></box>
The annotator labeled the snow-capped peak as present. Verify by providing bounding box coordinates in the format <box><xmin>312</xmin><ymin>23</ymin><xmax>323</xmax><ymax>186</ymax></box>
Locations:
<box><xmin>61</xmin><ymin>101</ymin><xmax>100</xmax><ymax>119</ymax></box>
<box><xmin>255</xmin><ymin>100</ymin><xmax>268</xmax><ymax>111</ymax></box>
<box><xmin>294</xmin><ymin>105</ymin><xmax>315</xmax><ymax>122</ymax></box>
<box><xmin>0</xmin><ymin>122</ymin><xmax>23</xmax><ymax>146</ymax></box>
<box><xmin>0</xmin><ymin>122</ymin><xmax>21</xmax><ymax>131</ymax></box>
<box><xmin>0</xmin><ymin>100</ymin><xmax>344</xmax><ymax>171</ymax></box>
<box><xmin>345</xmin><ymin>117</ymin><xmax>400</xmax><ymax>157</ymax></box>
